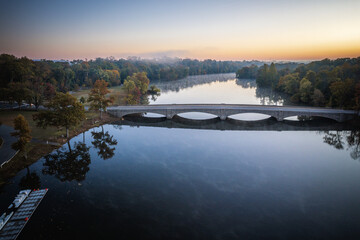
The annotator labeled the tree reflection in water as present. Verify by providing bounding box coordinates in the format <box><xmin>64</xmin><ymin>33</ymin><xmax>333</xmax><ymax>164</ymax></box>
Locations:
<box><xmin>153</xmin><ymin>73</ymin><xmax>235</xmax><ymax>93</ymax></box>
<box><xmin>255</xmin><ymin>87</ymin><xmax>286</xmax><ymax>105</ymax></box>
<box><xmin>42</xmin><ymin>141</ymin><xmax>91</xmax><ymax>182</ymax></box>
<box><xmin>323</xmin><ymin>130</ymin><xmax>360</xmax><ymax>160</ymax></box>
<box><xmin>19</xmin><ymin>166</ymin><xmax>41</xmax><ymax>190</ymax></box>
<box><xmin>91</xmin><ymin>126</ymin><xmax>117</xmax><ymax>160</ymax></box>
<box><xmin>150</xmin><ymin>92</ymin><xmax>160</xmax><ymax>102</ymax></box>
<box><xmin>235</xmin><ymin>78</ymin><xmax>287</xmax><ymax>105</ymax></box>
<box><xmin>236</xmin><ymin>78</ymin><xmax>256</xmax><ymax>89</ymax></box>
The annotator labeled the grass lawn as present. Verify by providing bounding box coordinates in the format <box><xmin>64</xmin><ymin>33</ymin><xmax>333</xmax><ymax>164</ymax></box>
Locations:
<box><xmin>0</xmin><ymin>110</ymin><xmax>62</xmax><ymax>140</ymax></box>
<box><xmin>71</xmin><ymin>85</ymin><xmax>127</xmax><ymax>106</ymax></box>
<box><xmin>0</xmin><ymin>110</ymin><xmax>118</xmax><ymax>187</ymax></box>
<box><xmin>0</xmin><ymin>110</ymin><xmax>104</xmax><ymax>141</ymax></box>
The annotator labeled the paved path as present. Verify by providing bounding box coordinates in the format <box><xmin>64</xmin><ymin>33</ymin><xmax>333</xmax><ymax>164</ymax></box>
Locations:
<box><xmin>0</xmin><ymin>125</ymin><xmax>17</xmax><ymax>166</ymax></box>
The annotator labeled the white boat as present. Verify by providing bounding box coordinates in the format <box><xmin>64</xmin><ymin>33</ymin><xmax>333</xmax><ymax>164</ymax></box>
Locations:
<box><xmin>0</xmin><ymin>212</ymin><xmax>14</xmax><ymax>231</ymax></box>
<box><xmin>8</xmin><ymin>190</ymin><xmax>31</xmax><ymax>209</ymax></box>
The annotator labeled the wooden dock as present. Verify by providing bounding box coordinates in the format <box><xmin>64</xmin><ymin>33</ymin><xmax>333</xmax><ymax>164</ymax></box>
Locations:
<box><xmin>0</xmin><ymin>189</ymin><xmax>48</xmax><ymax>240</ymax></box>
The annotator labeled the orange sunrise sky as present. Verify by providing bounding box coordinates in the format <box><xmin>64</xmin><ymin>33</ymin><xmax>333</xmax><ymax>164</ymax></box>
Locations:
<box><xmin>0</xmin><ymin>0</ymin><xmax>360</xmax><ymax>60</ymax></box>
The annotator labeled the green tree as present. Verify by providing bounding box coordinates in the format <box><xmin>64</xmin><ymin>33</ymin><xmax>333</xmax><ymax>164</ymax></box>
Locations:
<box><xmin>268</xmin><ymin>63</ymin><xmax>278</xmax><ymax>88</ymax></box>
<box><xmin>8</xmin><ymin>82</ymin><xmax>32</xmax><ymax>109</ymax></box>
<box><xmin>121</xmin><ymin>72</ymin><xmax>151</xmax><ymax>105</ymax></box>
<box><xmin>33</xmin><ymin>92</ymin><xmax>85</xmax><ymax>138</ymax></box>
<box><xmin>299</xmin><ymin>78</ymin><xmax>313</xmax><ymax>103</ymax></box>
<box><xmin>305</xmin><ymin>70</ymin><xmax>316</xmax><ymax>84</ymax></box>
<box><xmin>236</xmin><ymin>65</ymin><xmax>258</xmax><ymax>79</ymax></box>
<box><xmin>27</xmin><ymin>80</ymin><xmax>46</xmax><ymax>110</ymax></box>
<box><xmin>354</xmin><ymin>82</ymin><xmax>360</xmax><ymax>111</ymax></box>
<box><xmin>122</xmin><ymin>78</ymin><xmax>141</xmax><ymax>105</ymax></box>
<box><xmin>88</xmin><ymin>79</ymin><xmax>113</xmax><ymax>119</ymax></box>
<box><xmin>312</xmin><ymin>89</ymin><xmax>325</xmax><ymax>107</ymax></box>
<box><xmin>126</xmin><ymin>72</ymin><xmax>150</xmax><ymax>94</ymax></box>
<box><xmin>329</xmin><ymin>79</ymin><xmax>355</xmax><ymax>108</ymax></box>
<box><xmin>283</xmin><ymin>73</ymin><xmax>300</xmax><ymax>95</ymax></box>
<box><xmin>11</xmin><ymin>114</ymin><xmax>32</xmax><ymax>160</ymax></box>
<box><xmin>256</xmin><ymin>64</ymin><xmax>269</xmax><ymax>87</ymax></box>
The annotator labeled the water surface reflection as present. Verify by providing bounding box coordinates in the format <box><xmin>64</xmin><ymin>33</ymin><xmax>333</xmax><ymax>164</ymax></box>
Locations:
<box><xmin>1</xmin><ymin>123</ymin><xmax>360</xmax><ymax>239</ymax></box>
<box><xmin>42</xmin><ymin>141</ymin><xmax>91</xmax><ymax>182</ymax></box>
<box><xmin>150</xmin><ymin>74</ymin><xmax>286</xmax><ymax>106</ymax></box>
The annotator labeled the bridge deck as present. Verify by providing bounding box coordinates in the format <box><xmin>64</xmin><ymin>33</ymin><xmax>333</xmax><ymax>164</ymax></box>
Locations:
<box><xmin>108</xmin><ymin>104</ymin><xmax>358</xmax><ymax>122</ymax></box>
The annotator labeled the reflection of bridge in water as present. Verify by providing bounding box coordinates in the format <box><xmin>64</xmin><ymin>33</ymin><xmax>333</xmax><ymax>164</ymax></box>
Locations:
<box><xmin>114</xmin><ymin>115</ymin><xmax>358</xmax><ymax>131</ymax></box>
<box><xmin>108</xmin><ymin>104</ymin><xmax>358</xmax><ymax>122</ymax></box>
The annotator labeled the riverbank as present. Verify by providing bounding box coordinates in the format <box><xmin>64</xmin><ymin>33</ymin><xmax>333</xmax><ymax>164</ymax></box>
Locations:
<box><xmin>0</xmin><ymin>110</ymin><xmax>118</xmax><ymax>187</ymax></box>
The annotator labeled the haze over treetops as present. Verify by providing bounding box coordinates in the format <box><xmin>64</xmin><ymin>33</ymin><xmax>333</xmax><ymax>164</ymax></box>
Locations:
<box><xmin>0</xmin><ymin>0</ymin><xmax>359</xmax><ymax>61</ymax></box>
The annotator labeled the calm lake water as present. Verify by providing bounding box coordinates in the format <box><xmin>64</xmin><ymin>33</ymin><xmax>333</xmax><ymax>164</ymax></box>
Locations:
<box><xmin>1</xmin><ymin>74</ymin><xmax>360</xmax><ymax>239</ymax></box>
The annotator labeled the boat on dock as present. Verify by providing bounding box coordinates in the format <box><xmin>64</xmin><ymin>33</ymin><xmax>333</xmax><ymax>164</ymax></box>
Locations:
<box><xmin>0</xmin><ymin>212</ymin><xmax>13</xmax><ymax>231</ymax></box>
<box><xmin>8</xmin><ymin>190</ymin><xmax>31</xmax><ymax>209</ymax></box>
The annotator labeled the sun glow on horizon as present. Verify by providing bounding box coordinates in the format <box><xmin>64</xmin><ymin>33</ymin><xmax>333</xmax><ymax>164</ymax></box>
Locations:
<box><xmin>1</xmin><ymin>0</ymin><xmax>360</xmax><ymax>61</ymax></box>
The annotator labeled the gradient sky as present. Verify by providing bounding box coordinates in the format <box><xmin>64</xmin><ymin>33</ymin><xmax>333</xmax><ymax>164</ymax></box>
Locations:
<box><xmin>1</xmin><ymin>0</ymin><xmax>360</xmax><ymax>60</ymax></box>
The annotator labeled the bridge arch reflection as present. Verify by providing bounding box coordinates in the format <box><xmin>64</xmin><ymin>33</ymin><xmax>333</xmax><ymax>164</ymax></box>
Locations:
<box><xmin>108</xmin><ymin>104</ymin><xmax>357</xmax><ymax>122</ymax></box>
<box><xmin>116</xmin><ymin>114</ymin><xmax>356</xmax><ymax>132</ymax></box>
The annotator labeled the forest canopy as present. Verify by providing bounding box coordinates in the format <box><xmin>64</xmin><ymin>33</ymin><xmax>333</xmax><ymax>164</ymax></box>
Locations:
<box><xmin>236</xmin><ymin>57</ymin><xmax>360</xmax><ymax>109</ymax></box>
<box><xmin>0</xmin><ymin>54</ymin><xmax>262</xmax><ymax>93</ymax></box>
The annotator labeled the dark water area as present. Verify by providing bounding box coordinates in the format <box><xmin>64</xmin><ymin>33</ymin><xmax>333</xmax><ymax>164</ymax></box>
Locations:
<box><xmin>1</xmin><ymin>74</ymin><xmax>360</xmax><ymax>239</ymax></box>
<box><xmin>0</xmin><ymin>122</ymin><xmax>360</xmax><ymax>239</ymax></box>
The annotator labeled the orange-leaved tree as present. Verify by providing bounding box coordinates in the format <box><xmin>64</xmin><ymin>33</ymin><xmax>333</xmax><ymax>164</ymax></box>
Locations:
<box><xmin>11</xmin><ymin>114</ymin><xmax>32</xmax><ymax>160</ymax></box>
<box><xmin>88</xmin><ymin>80</ymin><xmax>113</xmax><ymax>119</ymax></box>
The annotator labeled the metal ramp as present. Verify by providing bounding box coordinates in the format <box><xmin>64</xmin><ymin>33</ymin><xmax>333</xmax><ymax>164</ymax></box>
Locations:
<box><xmin>0</xmin><ymin>189</ymin><xmax>48</xmax><ymax>240</ymax></box>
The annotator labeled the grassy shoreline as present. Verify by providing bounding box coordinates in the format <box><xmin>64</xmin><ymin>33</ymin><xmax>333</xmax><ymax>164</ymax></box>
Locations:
<box><xmin>0</xmin><ymin>110</ymin><xmax>118</xmax><ymax>188</ymax></box>
<box><xmin>71</xmin><ymin>85</ymin><xmax>127</xmax><ymax>106</ymax></box>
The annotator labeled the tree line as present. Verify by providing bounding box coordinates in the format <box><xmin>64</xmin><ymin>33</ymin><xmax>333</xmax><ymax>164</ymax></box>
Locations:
<box><xmin>0</xmin><ymin>54</ymin><xmax>262</xmax><ymax>101</ymax></box>
<box><xmin>236</xmin><ymin>57</ymin><xmax>360</xmax><ymax>109</ymax></box>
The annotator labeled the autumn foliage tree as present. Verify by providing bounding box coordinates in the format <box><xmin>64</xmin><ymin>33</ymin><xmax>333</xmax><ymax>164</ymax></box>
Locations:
<box><xmin>88</xmin><ymin>80</ymin><xmax>113</xmax><ymax>119</ymax></box>
<box><xmin>33</xmin><ymin>92</ymin><xmax>85</xmax><ymax>138</ymax></box>
<box><xmin>122</xmin><ymin>72</ymin><xmax>150</xmax><ymax>105</ymax></box>
<box><xmin>123</xmin><ymin>78</ymin><xmax>141</xmax><ymax>105</ymax></box>
<box><xmin>11</xmin><ymin>114</ymin><xmax>32</xmax><ymax>160</ymax></box>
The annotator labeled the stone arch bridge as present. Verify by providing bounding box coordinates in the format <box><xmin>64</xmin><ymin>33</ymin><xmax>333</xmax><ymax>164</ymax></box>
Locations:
<box><xmin>107</xmin><ymin>104</ymin><xmax>358</xmax><ymax>122</ymax></box>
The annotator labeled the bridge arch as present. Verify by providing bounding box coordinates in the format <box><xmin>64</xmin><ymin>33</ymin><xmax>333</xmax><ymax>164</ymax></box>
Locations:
<box><xmin>228</xmin><ymin>113</ymin><xmax>273</xmax><ymax>121</ymax></box>
<box><xmin>176</xmin><ymin>112</ymin><xmax>219</xmax><ymax>120</ymax></box>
